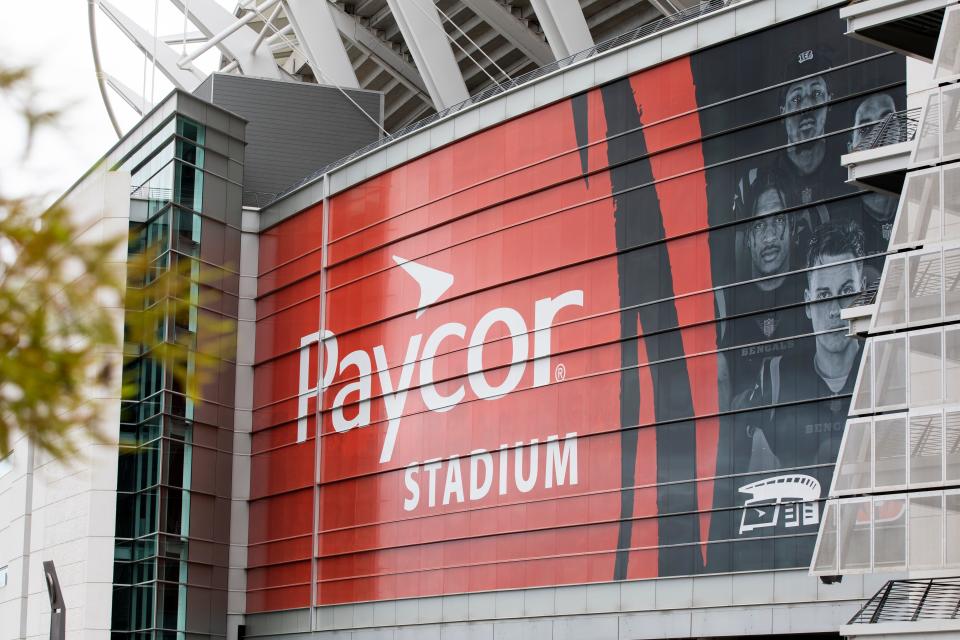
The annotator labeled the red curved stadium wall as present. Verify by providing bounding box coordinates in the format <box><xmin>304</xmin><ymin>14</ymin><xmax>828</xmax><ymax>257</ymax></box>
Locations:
<box><xmin>250</xmin><ymin>10</ymin><xmax>905</xmax><ymax>610</ymax></box>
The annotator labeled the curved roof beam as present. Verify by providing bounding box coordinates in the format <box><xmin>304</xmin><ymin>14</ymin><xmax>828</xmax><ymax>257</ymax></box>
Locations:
<box><xmin>385</xmin><ymin>0</ymin><xmax>469</xmax><ymax>109</ymax></box>
<box><xmin>88</xmin><ymin>0</ymin><xmax>122</xmax><ymax>137</ymax></box>
<box><xmin>282</xmin><ymin>0</ymin><xmax>359</xmax><ymax>88</ymax></box>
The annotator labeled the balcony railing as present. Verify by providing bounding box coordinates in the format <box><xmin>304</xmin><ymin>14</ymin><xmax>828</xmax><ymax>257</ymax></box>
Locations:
<box><xmin>848</xmin><ymin>279</ymin><xmax>880</xmax><ymax>308</ymax></box>
<box><xmin>270</xmin><ymin>0</ymin><xmax>738</xmax><ymax>204</ymax></box>
<box><xmin>850</xmin><ymin>107</ymin><xmax>922</xmax><ymax>153</ymax></box>
<box><xmin>850</xmin><ymin>578</ymin><xmax>960</xmax><ymax>624</ymax></box>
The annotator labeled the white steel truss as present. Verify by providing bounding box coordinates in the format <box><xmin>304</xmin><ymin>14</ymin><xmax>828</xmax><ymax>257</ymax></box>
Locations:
<box><xmin>89</xmin><ymin>0</ymin><xmax>676</xmax><ymax>135</ymax></box>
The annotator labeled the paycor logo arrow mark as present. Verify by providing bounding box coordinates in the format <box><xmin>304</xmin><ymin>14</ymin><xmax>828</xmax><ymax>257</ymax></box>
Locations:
<box><xmin>392</xmin><ymin>255</ymin><xmax>454</xmax><ymax>317</ymax></box>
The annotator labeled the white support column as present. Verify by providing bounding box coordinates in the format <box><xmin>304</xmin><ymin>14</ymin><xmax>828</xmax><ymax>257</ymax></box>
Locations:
<box><xmin>166</xmin><ymin>0</ymin><xmax>282</xmax><ymax>79</ymax></box>
<box><xmin>282</xmin><ymin>0</ymin><xmax>360</xmax><ymax>88</ymax></box>
<box><xmin>458</xmin><ymin>0</ymin><xmax>554</xmax><ymax>66</ymax></box>
<box><xmin>530</xmin><ymin>0</ymin><xmax>594</xmax><ymax>59</ymax></box>
<box><xmin>99</xmin><ymin>0</ymin><xmax>207</xmax><ymax>90</ymax></box>
<box><xmin>385</xmin><ymin>0</ymin><xmax>469</xmax><ymax>109</ymax></box>
<box><xmin>327</xmin><ymin>3</ymin><xmax>430</xmax><ymax>101</ymax></box>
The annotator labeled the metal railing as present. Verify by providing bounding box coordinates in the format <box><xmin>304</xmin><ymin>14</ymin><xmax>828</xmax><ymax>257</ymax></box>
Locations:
<box><xmin>130</xmin><ymin>186</ymin><xmax>173</xmax><ymax>200</ymax></box>
<box><xmin>243</xmin><ymin>191</ymin><xmax>281</xmax><ymax>208</ymax></box>
<box><xmin>850</xmin><ymin>578</ymin><xmax>960</xmax><ymax>624</ymax></box>
<box><xmin>850</xmin><ymin>106</ymin><xmax>922</xmax><ymax>153</ymax></box>
<box><xmin>848</xmin><ymin>279</ymin><xmax>880</xmax><ymax>308</ymax></box>
<box><xmin>269</xmin><ymin>0</ymin><xmax>737</xmax><ymax>205</ymax></box>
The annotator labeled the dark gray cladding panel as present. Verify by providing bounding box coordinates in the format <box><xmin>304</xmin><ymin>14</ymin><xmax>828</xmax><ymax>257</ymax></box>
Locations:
<box><xmin>194</xmin><ymin>75</ymin><xmax>214</xmax><ymax>103</ymax></box>
<box><xmin>197</xmin><ymin>74</ymin><xmax>382</xmax><ymax>206</ymax></box>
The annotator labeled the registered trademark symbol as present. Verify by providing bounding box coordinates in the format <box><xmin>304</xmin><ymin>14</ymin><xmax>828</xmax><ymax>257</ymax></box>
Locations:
<box><xmin>555</xmin><ymin>363</ymin><xmax>566</xmax><ymax>382</ymax></box>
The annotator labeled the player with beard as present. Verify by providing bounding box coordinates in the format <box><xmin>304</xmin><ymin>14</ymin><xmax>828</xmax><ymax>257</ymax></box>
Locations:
<box><xmin>718</xmin><ymin>167</ymin><xmax>813</xmax><ymax>401</ymax></box>
<box><xmin>733</xmin><ymin>219</ymin><xmax>866</xmax><ymax>473</ymax></box>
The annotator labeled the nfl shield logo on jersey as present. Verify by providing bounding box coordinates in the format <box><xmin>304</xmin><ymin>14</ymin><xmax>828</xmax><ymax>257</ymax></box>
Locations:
<box><xmin>760</xmin><ymin>316</ymin><xmax>777</xmax><ymax>338</ymax></box>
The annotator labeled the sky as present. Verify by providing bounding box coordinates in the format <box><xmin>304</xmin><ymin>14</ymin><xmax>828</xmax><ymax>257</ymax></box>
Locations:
<box><xmin>0</xmin><ymin>0</ymin><xmax>227</xmax><ymax>203</ymax></box>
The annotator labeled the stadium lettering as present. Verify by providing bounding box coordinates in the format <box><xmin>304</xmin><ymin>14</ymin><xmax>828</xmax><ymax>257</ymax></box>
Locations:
<box><xmin>298</xmin><ymin>290</ymin><xmax>583</xmax><ymax>463</ymax></box>
<box><xmin>402</xmin><ymin>433</ymin><xmax>579</xmax><ymax>511</ymax></box>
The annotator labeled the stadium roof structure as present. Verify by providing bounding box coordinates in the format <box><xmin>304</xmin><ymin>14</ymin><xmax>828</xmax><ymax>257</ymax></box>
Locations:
<box><xmin>88</xmin><ymin>0</ymin><xmax>708</xmax><ymax>136</ymax></box>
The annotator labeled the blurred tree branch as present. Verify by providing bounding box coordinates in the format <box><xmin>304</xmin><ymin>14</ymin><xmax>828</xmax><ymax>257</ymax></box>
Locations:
<box><xmin>0</xmin><ymin>64</ymin><xmax>233</xmax><ymax>460</ymax></box>
<box><xmin>0</xmin><ymin>63</ymin><xmax>123</xmax><ymax>458</ymax></box>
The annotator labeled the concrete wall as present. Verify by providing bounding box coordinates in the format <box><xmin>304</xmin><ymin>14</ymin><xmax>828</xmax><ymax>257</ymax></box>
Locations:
<box><xmin>0</xmin><ymin>169</ymin><xmax>130</xmax><ymax>640</ymax></box>
<box><xmin>244</xmin><ymin>569</ymin><xmax>895</xmax><ymax>639</ymax></box>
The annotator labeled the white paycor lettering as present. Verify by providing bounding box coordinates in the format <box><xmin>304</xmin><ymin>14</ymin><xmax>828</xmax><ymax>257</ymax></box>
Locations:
<box><xmin>419</xmin><ymin>322</ymin><xmax>466</xmax><ymax>412</ymax></box>
<box><xmin>403</xmin><ymin>463</ymin><xmax>420</xmax><ymax>511</ymax></box>
<box><xmin>296</xmin><ymin>290</ymin><xmax>584</xmax><ymax>463</ymax></box>
<box><xmin>402</xmin><ymin>433</ymin><xmax>578</xmax><ymax>511</ymax></box>
<box><xmin>374</xmin><ymin>334</ymin><xmax>422</xmax><ymax>463</ymax></box>
<box><xmin>533</xmin><ymin>290</ymin><xmax>583</xmax><ymax>386</ymax></box>
<box><xmin>332</xmin><ymin>349</ymin><xmax>372</xmax><ymax>432</ymax></box>
<box><xmin>424</xmin><ymin>459</ymin><xmax>442</xmax><ymax>508</ymax></box>
<box><xmin>467</xmin><ymin>307</ymin><xmax>528</xmax><ymax>399</ymax></box>
<box><xmin>297</xmin><ymin>330</ymin><xmax>336</xmax><ymax>442</ymax></box>
<box><xmin>442</xmin><ymin>455</ymin><xmax>465</xmax><ymax>505</ymax></box>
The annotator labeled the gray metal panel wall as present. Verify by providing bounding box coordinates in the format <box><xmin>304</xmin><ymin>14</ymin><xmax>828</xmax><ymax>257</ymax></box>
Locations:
<box><xmin>201</xmin><ymin>74</ymin><xmax>382</xmax><ymax>206</ymax></box>
<box><xmin>194</xmin><ymin>75</ymin><xmax>215</xmax><ymax>103</ymax></box>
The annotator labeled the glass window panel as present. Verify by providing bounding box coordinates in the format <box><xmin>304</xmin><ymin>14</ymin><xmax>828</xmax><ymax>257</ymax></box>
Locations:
<box><xmin>946</xmin><ymin>412</ymin><xmax>960</xmax><ymax>481</ymax></box>
<box><xmin>173</xmin><ymin>209</ymin><xmax>201</xmax><ymax>257</ymax></box>
<box><xmin>813</xmin><ymin>500</ymin><xmax>838</xmax><ymax>574</ymax></box>
<box><xmin>177</xmin><ymin>118</ymin><xmax>204</xmax><ymax>144</ymax></box>
<box><xmin>908</xmin><ymin>252</ymin><xmax>943</xmax><ymax>323</ymax></box>
<box><xmin>909</xmin><ymin>494</ymin><xmax>944</xmax><ymax>569</ymax></box>
<box><xmin>910</xmin><ymin>413</ymin><xmax>944</xmax><ymax>485</ymax></box>
<box><xmin>947</xmin><ymin>328</ymin><xmax>960</xmax><ymax>405</ymax></box>
<box><xmin>176</xmin><ymin>139</ymin><xmax>204</xmax><ymax>167</ymax></box>
<box><xmin>852</xmin><ymin>342</ymin><xmax>873</xmax><ymax>413</ymax></box>
<box><xmin>839</xmin><ymin>500</ymin><xmax>872</xmax><ymax>571</ymax></box>
<box><xmin>834</xmin><ymin>419</ymin><xmax>872</xmax><ymax>493</ymax></box>
<box><xmin>947</xmin><ymin>493</ymin><xmax>960</xmax><ymax>567</ymax></box>
<box><xmin>174</xmin><ymin>162</ymin><xmax>203</xmax><ymax>212</ymax></box>
<box><xmin>156</xmin><ymin>581</ymin><xmax>185</xmax><ymax>631</ymax></box>
<box><xmin>942</xmin><ymin>86</ymin><xmax>960</xmax><ymax>159</ymax></box>
<box><xmin>138</xmin><ymin>208</ymin><xmax>171</xmax><ymax>258</ymax></box>
<box><xmin>131</xmin><ymin>160</ymin><xmax>176</xmax><ymax>217</ymax></box>
<box><xmin>876</xmin><ymin>256</ymin><xmax>907</xmax><ymax>328</ymax></box>
<box><xmin>909</xmin><ymin>331</ymin><xmax>943</xmax><ymax>406</ymax></box>
<box><xmin>895</xmin><ymin>170</ymin><xmax>942</xmax><ymax>248</ymax></box>
<box><xmin>875</xmin><ymin>416</ymin><xmax>907</xmax><ymax>488</ymax></box>
<box><xmin>873</xmin><ymin>497</ymin><xmax>906</xmax><ymax>570</ymax></box>
<box><xmin>874</xmin><ymin>336</ymin><xmax>908</xmax><ymax>408</ymax></box>
<box><xmin>117</xmin><ymin>116</ymin><xmax>176</xmax><ymax>174</ymax></box>
<box><xmin>935</xmin><ymin>8</ymin><xmax>960</xmax><ymax>80</ymax></box>
<box><xmin>945</xmin><ymin>248</ymin><xmax>960</xmax><ymax>318</ymax></box>
<box><xmin>945</xmin><ymin>166</ymin><xmax>960</xmax><ymax>240</ymax></box>
<box><xmin>130</xmin><ymin>141</ymin><xmax>175</xmax><ymax>190</ymax></box>
<box><xmin>130</xmin><ymin>487</ymin><xmax>158</xmax><ymax>538</ymax></box>
<box><xmin>914</xmin><ymin>92</ymin><xmax>941</xmax><ymax>165</ymax></box>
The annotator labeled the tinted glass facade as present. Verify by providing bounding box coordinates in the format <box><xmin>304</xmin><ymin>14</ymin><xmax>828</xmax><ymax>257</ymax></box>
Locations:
<box><xmin>111</xmin><ymin>106</ymin><xmax>245</xmax><ymax>640</ymax></box>
<box><xmin>250</xmin><ymin>9</ymin><xmax>905</xmax><ymax>609</ymax></box>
